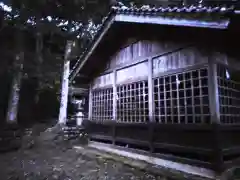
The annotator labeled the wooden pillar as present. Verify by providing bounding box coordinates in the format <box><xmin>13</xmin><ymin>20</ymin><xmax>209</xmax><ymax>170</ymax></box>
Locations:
<box><xmin>208</xmin><ymin>62</ymin><xmax>220</xmax><ymax>124</ymax></box>
<box><xmin>148</xmin><ymin>58</ymin><xmax>154</xmax><ymax>152</ymax></box>
<box><xmin>208</xmin><ymin>60</ymin><xmax>223</xmax><ymax>173</ymax></box>
<box><xmin>113</xmin><ymin>70</ymin><xmax>117</xmax><ymax>121</ymax></box>
<box><xmin>58</xmin><ymin>40</ymin><xmax>73</xmax><ymax>125</ymax></box>
<box><xmin>112</xmin><ymin>70</ymin><xmax>117</xmax><ymax>145</ymax></box>
<box><xmin>148</xmin><ymin>58</ymin><xmax>154</xmax><ymax>122</ymax></box>
<box><xmin>88</xmin><ymin>83</ymin><xmax>93</xmax><ymax>121</ymax></box>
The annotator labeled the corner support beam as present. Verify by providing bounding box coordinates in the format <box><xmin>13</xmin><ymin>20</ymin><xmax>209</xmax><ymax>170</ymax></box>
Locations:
<box><xmin>208</xmin><ymin>60</ymin><xmax>222</xmax><ymax>173</ymax></box>
<box><xmin>208</xmin><ymin>62</ymin><xmax>220</xmax><ymax>124</ymax></box>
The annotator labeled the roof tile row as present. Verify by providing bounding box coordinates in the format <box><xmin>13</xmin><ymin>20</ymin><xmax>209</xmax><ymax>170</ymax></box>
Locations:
<box><xmin>111</xmin><ymin>5</ymin><xmax>234</xmax><ymax>14</ymax></box>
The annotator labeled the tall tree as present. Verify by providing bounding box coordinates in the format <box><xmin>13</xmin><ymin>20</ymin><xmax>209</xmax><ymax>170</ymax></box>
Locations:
<box><xmin>58</xmin><ymin>40</ymin><xmax>74</xmax><ymax>124</ymax></box>
<box><xmin>0</xmin><ymin>0</ymin><xmax>113</xmax><ymax>123</ymax></box>
<box><xmin>6</xmin><ymin>30</ymin><xmax>24</xmax><ymax>123</ymax></box>
<box><xmin>4</xmin><ymin>0</ymin><xmax>27</xmax><ymax>124</ymax></box>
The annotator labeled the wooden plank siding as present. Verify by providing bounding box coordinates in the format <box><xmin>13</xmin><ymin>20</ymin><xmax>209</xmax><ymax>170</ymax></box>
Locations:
<box><xmin>87</xmin><ymin>121</ymin><xmax>215</xmax><ymax>169</ymax></box>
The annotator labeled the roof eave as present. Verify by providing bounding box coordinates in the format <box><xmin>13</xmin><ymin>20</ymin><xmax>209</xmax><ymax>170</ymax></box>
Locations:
<box><xmin>69</xmin><ymin>15</ymin><xmax>116</xmax><ymax>82</ymax></box>
<box><xmin>115</xmin><ymin>14</ymin><xmax>230</xmax><ymax>29</ymax></box>
<box><xmin>69</xmin><ymin>11</ymin><xmax>232</xmax><ymax>82</ymax></box>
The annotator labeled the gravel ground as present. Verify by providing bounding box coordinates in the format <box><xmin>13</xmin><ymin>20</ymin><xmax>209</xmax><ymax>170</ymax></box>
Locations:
<box><xmin>0</xmin><ymin>130</ymin><xmax>165</xmax><ymax>180</ymax></box>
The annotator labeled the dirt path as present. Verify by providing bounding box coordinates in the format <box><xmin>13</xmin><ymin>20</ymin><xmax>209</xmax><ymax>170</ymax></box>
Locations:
<box><xmin>0</xmin><ymin>140</ymin><xmax>165</xmax><ymax>180</ymax></box>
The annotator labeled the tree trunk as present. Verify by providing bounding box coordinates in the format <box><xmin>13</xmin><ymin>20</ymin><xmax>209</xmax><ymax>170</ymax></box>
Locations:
<box><xmin>58</xmin><ymin>40</ymin><xmax>73</xmax><ymax>125</ymax></box>
<box><xmin>6</xmin><ymin>52</ymin><xmax>24</xmax><ymax>124</ymax></box>
<box><xmin>6</xmin><ymin>29</ymin><xmax>25</xmax><ymax>124</ymax></box>
<box><xmin>34</xmin><ymin>32</ymin><xmax>44</xmax><ymax>104</ymax></box>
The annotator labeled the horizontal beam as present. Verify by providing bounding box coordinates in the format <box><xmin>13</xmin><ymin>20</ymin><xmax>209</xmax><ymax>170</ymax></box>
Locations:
<box><xmin>85</xmin><ymin>120</ymin><xmax>213</xmax><ymax>130</ymax></box>
<box><xmin>83</xmin><ymin>141</ymin><xmax>216</xmax><ymax>179</ymax></box>
<box><xmin>89</xmin><ymin>133</ymin><xmax>212</xmax><ymax>155</ymax></box>
<box><xmin>222</xmin><ymin>147</ymin><xmax>240</xmax><ymax>156</ymax></box>
<box><xmin>76</xmin><ymin>74</ymin><xmax>89</xmax><ymax>79</ymax></box>
<box><xmin>69</xmin><ymin>87</ymin><xmax>88</xmax><ymax>95</ymax></box>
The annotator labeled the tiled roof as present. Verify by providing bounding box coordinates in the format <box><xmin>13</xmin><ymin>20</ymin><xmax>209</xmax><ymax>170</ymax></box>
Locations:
<box><xmin>69</xmin><ymin>5</ymin><xmax>237</xmax><ymax>81</ymax></box>
<box><xmin>111</xmin><ymin>5</ymin><xmax>234</xmax><ymax>14</ymax></box>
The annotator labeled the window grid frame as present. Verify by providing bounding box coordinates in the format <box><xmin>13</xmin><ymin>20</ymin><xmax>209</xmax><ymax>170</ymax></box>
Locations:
<box><xmin>117</xmin><ymin>80</ymin><xmax>149</xmax><ymax>123</ymax></box>
<box><xmin>92</xmin><ymin>88</ymin><xmax>113</xmax><ymax>122</ymax></box>
<box><xmin>217</xmin><ymin>64</ymin><xmax>240</xmax><ymax>124</ymax></box>
<box><xmin>153</xmin><ymin>68</ymin><xmax>210</xmax><ymax>124</ymax></box>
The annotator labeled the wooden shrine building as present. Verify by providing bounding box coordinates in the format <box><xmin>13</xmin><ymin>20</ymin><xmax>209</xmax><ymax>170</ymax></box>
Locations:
<box><xmin>69</xmin><ymin>5</ymin><xmax>240</xmax><ymax>178</ymax></box>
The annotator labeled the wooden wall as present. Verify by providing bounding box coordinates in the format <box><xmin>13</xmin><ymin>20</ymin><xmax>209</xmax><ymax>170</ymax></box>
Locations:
<box><xmin>109</xmin><ymin>39</ymin><xmax>188</xmax><ymax>70</ymax></box>
<box><xmin>86</xmin><ymin>34</ymin><xmax>240</xmax><ymax>174</ymax></box>
<box><xmin>92</xmin><ymin>39</ymin><xmax>210</xmax><ymax>88</ymax></box>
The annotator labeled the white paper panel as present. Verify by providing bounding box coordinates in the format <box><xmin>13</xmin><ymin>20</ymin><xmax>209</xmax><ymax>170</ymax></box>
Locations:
<box><xmin>153</xmin><ymin>47</ymin><xmax>208</xmax><ymax>75</ymax></box>
<box><xmin>116</xmin><ymin>62</ymin><xmax>148</xmax><ymax>84</ymax></box>
<box><xmin>92</xmin><ymin>73</ymin><xmax>113</xmax><ymax>89</ymax></box>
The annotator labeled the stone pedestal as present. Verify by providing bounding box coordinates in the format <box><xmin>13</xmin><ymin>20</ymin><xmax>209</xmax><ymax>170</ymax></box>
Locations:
<box><xmin>76</xmin><ymin>112</ymin><xmax>84</xmax><ymax>126</ymax></box>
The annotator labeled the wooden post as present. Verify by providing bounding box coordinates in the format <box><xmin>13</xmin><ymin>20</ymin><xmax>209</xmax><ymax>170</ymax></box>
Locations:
<box><xmin>112</xmin><ymin>123</ymin><xmax>116</xmax><ymax>145</ymax></box>
<box><xmin>58</xmin><ymin>40</ymin><xmax>73</xmax><ymax>125</ymax></box>
<box><xmin>209</xmin><ymin>62</ymin><xmax>220</xmax><ymax>123</ymax></box>
<box><xmin>88</xmin><ymin>83</ymin><xmax>93</xmax><ymax>121</ymax></box>
<box><xmin>148</xmin><ymin>58</ymin><xmax>154</xmax><ymax>122</ymax></box>
<box><xmin>148</xmin><ymin>58</ymin><xmax>154</xmax><ymax>152</ymax></box>
<box><xmin>113</xmin><ymin>70</ymin><xmax>117</xmax><ymax>121</ymax></box>
<box><xmin>112</xmin><ymin>70</ymin><xmax>117</xmax><ymax>145</ymax></box>
<box><xmin>208</xmin><ymin>60</ymin><xmax>223</xmax><ymax>173</ymax></box>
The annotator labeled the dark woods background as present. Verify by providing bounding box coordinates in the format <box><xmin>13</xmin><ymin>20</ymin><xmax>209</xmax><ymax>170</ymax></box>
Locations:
<box><xmin>0</xmin><ymin>26</ymin><xmax>62</xmax><ymax>126</ymax></box>
<box><xmin>0</xmin><ymin>0</ymin><xmax>238</xmax><ymax>127</ymax></box>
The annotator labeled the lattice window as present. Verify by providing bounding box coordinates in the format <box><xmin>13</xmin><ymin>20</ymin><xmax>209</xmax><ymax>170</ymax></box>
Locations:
<box><xmin>92</xmin><ymin>88</ymin><xmax>113</xmax><ymax>122</ymax></box>
<box><xmin>154</xmin><ymin>68</ymin><xmax>210</xmax><ymax>124</ymax></box>
<box><xmin>117</xmin><ymin>81</ymin><xmax>149</xmax><ymax>123</ymax></box>
<box><xmin>217</xmin><ymin>65</ymin><xmax>240</xmax><ymax>124</ymax></box>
